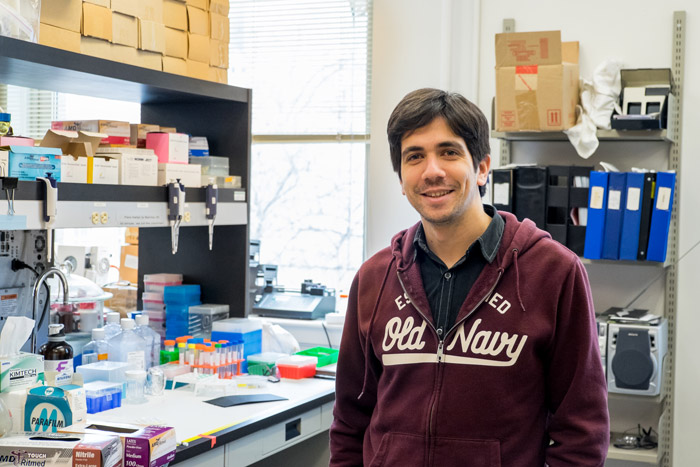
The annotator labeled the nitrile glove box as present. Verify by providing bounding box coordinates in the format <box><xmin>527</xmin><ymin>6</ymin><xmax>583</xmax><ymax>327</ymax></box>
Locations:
<box><xmin>5</xmin><ymin>146</ymin><xmax>62</xmax><ymax>181</ymax></box>
<box><xmin>62</xmin><ymin>422</ymin><xmax>176</xmax><ymax>467</ymax></box>
<box><xmin>146</xmin><ymin>132</ymin><xmax>189</xmax><ymax>164</ymax></box>
<box><xmin>24</xmin><ymin>385</ymin><xmax>87</xmax><ymax>432</ymax></box>
<box><xmin>0</xmin><ymin>432</ymin><xmax>123</xmax><ymax>467</ymax></box>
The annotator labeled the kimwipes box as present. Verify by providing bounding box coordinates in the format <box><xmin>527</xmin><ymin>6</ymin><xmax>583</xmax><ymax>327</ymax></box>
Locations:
<box><xmin>494</xmin><ymin>30</ymin><xmax>579</xmax><ymax>132</ymax></box>
<box><xmin>0</xmin><ymin>432</ymin><xmax>122</xmax><ymax>467</ymax></box>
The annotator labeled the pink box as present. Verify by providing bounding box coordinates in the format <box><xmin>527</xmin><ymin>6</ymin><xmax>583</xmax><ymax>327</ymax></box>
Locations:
<box><xmin>146</xmin><ymin>132</ymin><xmax>189</xmax><ymax>164</ymax></box>
<box><xmin>0</xmin><ymin>136</ymin><xmax>34</xmax><ymax>146</ymax></box>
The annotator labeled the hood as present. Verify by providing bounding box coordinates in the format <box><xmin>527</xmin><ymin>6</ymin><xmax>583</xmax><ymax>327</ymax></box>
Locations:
<box><xmin>390</xmin><ymin>210</ymin><xmax>551</xmax><ymax>312</ymax></box>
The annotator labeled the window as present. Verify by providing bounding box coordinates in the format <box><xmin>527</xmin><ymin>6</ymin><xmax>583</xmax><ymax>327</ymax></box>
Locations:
<box><xmin>229</xmin><ymin>0</ymin><xmax>372</xmax><ymax>293</ymax></box>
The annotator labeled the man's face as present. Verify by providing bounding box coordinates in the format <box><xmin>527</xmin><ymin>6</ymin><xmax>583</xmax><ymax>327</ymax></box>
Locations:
<box><xmin>399</xmin><ymin>117</ymin><xmax>489</xmax><ymax>228</ymax></box>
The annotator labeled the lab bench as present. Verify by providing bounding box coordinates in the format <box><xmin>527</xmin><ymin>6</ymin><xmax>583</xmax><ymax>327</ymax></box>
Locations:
<box><xmin>89</xmin><ymin>377</ymin><xmax>335</xmax><ymax>466</ymax></box>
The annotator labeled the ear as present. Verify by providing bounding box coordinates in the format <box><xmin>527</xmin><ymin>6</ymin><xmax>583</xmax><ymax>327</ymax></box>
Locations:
<box><xmin>400</xmin><ymin>178</ymin><xmax>406</xmax><ymax>196</ymax></box>
<box><xmin>476</xmin><ymin>154</ymin><xmax>491</xmax><ymax>187</ymax></box>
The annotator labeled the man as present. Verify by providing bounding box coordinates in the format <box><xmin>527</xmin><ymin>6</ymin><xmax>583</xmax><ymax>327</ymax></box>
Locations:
<box><xmin>330</xmin><ymin>88</ymin><xmax>609</xmax><ymax>466</ymax></box>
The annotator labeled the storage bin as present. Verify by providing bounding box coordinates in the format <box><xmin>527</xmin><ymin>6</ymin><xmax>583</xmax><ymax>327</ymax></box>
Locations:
<box><xmin>295</xmin><ymin>347</ymin><xmax>339</xmax><ymax>367</ymax></box>
<box><xmin>163</xmin><ymin>284</ymin><xmax>201</xmax><ymax>304</ymax></box>
<box><xmin>77</xmin><ymin>361</ymin><xmax>131</xmax><ymax>383</ymax></box>
<box><xmin>188</xmin><ymin>155</ymin><xmax>229</xmax><ymax>176</ymax></box>
<box><xmin>84</xmin><ymin>381</ymin><xmax>123</xmax><ymax>414</ymax></box>
<box><xmin>246</xmin><ymin>352</ymin><xmax>288</xmax><ymax>376</ymax></box>
<box><xmin>276</xmin><ymin>355</ymin><xmax>317</xmax><ymax>379</ymax></box>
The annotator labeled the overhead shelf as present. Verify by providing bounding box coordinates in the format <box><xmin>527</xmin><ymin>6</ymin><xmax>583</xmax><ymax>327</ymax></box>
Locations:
<box><xmin>607</xmin><ymin>444</ymin><xmax>661</xmax><ymax>464</ymax></box>
<box><xmin>491</xmin><ymin>129</ymin><xmax>672</xmax><ymax>142</ymax></box>
<box><xmin>0</xmin><ymin>36</ymin><xmax>249</xmax><ymax>104</ymax></box>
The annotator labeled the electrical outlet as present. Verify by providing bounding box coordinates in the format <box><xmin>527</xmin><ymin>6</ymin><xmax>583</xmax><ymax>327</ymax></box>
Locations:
<box><xmin>100</xmin><ymin>212</ymin><xmax>108</xmax><ymax>224</ymax></box>
<box><xmin>91</xmin><ymin>212</ymin><xmax>100</xmax><ymax>224</ymax></box>
<box><xmin>184</xmin><ymin>211</ymin><xmax>191</xmax><ymax>223</ymax></box>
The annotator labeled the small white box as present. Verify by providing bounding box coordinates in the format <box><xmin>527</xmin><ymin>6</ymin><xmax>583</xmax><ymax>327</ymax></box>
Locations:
<box><xmin>146</xmin><ymin>132</ymin><xmax>189</xmax><ymax>164</ymax></box>
<box><xmin>60</xmin><ymin>155</ymin><xmax>89</xmax><ymax>183</ymax></box>
<box><xmin>96</xmin><ymin>148</ymin><xmax>159</xmax><ymax>186</ymax></box>
<box><xmin>157</xmin><ymin>162</ymin><xmax>201</xmax><ymax>187</ymax></box>
<box><xmin>90</xmin><ymin>155</ymin><xmax>120</xmax><ymax>184</ymax></box>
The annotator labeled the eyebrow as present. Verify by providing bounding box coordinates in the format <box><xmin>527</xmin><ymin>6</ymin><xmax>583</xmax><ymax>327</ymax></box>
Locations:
<box><xmin>401</xmin><ymin>141</ymin><xmax>465</xmax><ymax>158</ymax></box>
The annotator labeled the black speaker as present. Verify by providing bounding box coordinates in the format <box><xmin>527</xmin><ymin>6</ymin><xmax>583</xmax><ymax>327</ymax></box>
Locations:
<box><xmin>607</xmin><ymin>320</ymin><xmax>667</xmax><ymax>396</ymax></box>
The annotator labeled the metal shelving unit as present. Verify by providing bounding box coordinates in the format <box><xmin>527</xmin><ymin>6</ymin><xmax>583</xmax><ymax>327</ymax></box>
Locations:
<box><xmin>0</xmin><ymin>36</ymin><xmax>253</xmax><ymax>316</ymax></box>
<box><xmin>494</xmin><ymin>13</ymin><xmax>685</xmax><ymax>466</ymax></box>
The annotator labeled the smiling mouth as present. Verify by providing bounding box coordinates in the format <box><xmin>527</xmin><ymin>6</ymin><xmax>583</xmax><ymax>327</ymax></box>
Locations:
<box><xmin>423</xmin><ymin>190</ymin><xmax>452</xmax><ymax>198</ymax></box>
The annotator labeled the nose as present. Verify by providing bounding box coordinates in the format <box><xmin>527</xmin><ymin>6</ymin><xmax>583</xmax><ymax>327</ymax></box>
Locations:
<box><xmin>422</xmin><ymin>154</ymin><xmax>446</xmax><ymax>181</ymax></box>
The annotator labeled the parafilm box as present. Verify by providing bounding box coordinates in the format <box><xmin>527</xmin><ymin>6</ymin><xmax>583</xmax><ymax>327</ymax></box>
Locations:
<box><xmin>0</xmin><ymin>432</ymin><xmax>122</xmax><ymax>467</ymax></box>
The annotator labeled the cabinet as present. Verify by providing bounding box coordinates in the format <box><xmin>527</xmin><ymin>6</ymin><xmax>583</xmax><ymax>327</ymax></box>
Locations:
<box><xmin>0</xmin><ymin>35</ymin><xmax>252</xmax><ymax>316</ymax></box>
<box><xmin>493</xmin><ymin>12</ymin><xmax>684</xmax><ymax>466</ymax></box>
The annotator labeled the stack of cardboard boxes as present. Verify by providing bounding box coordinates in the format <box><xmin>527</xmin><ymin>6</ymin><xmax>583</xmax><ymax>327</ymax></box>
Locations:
<box><xmin>38</xmin><ymin>0</ymin><xmax>229</xmax><ymax>84</ymax></box>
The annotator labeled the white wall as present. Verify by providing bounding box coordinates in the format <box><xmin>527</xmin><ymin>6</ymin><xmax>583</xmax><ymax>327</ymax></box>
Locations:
<box><xmin>366</xmin><ymin>0</ymin><xmax>479</xmax><ymax>257</ymax></box>
<box><xmin>369</xmin><ymin>0</ymin><xmax>700</xmax><ymax>464</ymax></box>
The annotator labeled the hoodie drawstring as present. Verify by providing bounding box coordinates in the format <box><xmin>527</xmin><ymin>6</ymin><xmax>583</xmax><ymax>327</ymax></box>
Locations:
<box><xmin>512</xmin><ymin>248</ymin><xmax>526</xmax><ymax>312</ymax></box>
<box><xmin>358</xmin><ymin>259</ymin><xmax>394</xmax><ymax>400</ymax></box>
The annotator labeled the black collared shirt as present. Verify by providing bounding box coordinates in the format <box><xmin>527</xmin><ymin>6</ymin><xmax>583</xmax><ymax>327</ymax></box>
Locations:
<box><xmin>413</xmin><ymin>205</ymin><xmax>504</xmax><ymax>338</ymax></box>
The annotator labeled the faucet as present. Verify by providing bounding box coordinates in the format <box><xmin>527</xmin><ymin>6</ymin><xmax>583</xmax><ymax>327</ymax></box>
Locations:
<box><xmin>32</xmin><ymin>267</ymin><xmax>70</xmax><ymax>353</ymax></box>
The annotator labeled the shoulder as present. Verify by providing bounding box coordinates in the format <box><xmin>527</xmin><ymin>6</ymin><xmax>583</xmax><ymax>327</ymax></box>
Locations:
<box><xmin>357</xmin><ymin>245</ymin><xmax>395</xmax><ymax>278</ymax></box>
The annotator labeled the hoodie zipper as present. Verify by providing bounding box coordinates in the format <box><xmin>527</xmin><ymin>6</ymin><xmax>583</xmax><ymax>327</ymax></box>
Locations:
<box><xmin>397</xmin><ymin>269</ymin><xmax>503</xmax><ymax>466</ymax></box>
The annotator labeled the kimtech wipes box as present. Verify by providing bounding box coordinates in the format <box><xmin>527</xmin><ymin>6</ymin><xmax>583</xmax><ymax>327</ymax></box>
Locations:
<box><xmin>495</xmin><ymin>30</ymin><xmax>579</xmax><ymax>131</ymax></box>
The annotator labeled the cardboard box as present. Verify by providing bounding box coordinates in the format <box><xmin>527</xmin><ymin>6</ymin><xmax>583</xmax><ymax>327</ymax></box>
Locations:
<box><xmin>140</xmin><ymin>0</ymin><xmax>164</xmax><ymax>22</ymax></box>
<box><xmin>0</xmin><ymin>352</ymin><xmax>44</xmax><ymax>393</ymax></box>
<box><xmin>82</xmin><ymin>3</ymin><xmax>113</xmax><ymax>41</ymax></box>
<box><xmin>187</xmin><ymin>33</ymin><xmax>209</xmax><ymax>63</ymax></box>
<box><xmin>136</xmin><ymin>49</ymin><xmax>163</xmax><ymax>70</ymax></box>
<box><xmin>160</xmin><ymin>127</ymin><xmax>177</xmax><ymax>133</ymax></box>
<box><xmin>125</xmin><ymin>227</ymin><xmax>139</xmax><ymax>244</ymax></box>
<box><xmin>111</xmin><ymin>0</ymin><xmax>139</xmax><ymax>17</ymax></box>
<box><xmin>187</xmin><ymin>59</ymin><xmax>209</xmax><ymax>80</ymax></box>
<box><xmin>209</xmin><ymin>66</ymin><xmax>227</xmax><ymax>84</ymax></box>
<box><xmin>138</xmin><ymin>19</ymin><xmax>165</xmax><ymax>53</ymax></box>
<box><xmin>146</xmin><ymin>132</ymin><xmax>188</xmax><ymax>163</ymax></box>
<box><xmin>494</xmin><ymin>30</ymin><xmax>579</xmax><ymax>132</ymax></box>
<box><xmin>162</xmin><ymin>56</ymin><xmax>187</xmax><ymax>75</ymax></box>
<box><xmin>209</xmin><ymin>39</ymin><xmax>228</xmax><ymax>68</ymax></box>
<box><xmin>25</xmin><ymin>385</ymin><xmax>87</xmax><ymax>432</ymax></box>
<box><xmin>611</xmin><ymin>68</ymin><xmax>673</xmax><ymax>130</ymax></box>
<box><xmin>120</xmin><ymin>244</ymin><xmax>138</xmax><ymax>284</ymax></box>
<box><xmin>51</xmin><ymin>120</ymin><xmax>131</xmax><ymax>146</ymax></box>
<box><xmin>6</xmin><ymin>146</ymin><xmax>62</xmax><ymax>181</ymax></box>
<box><xmin>130</xmin><ymin>123</ymin><xmax>160</xmax><ymax>147</ymax></box>
<box><xmin>89</xmin><ymin>155</ymin><xmax>120</xmax><ymax>184</ymax></box>
<box><xmin>41</xmin><ymin>129</ymin><xmax>100</xmax><ymax>184</ymax></box>
<box><xmin>0</xmin><ymin>136</ymin><xmax>34</xmax><ymax>147</ymax></box>
<box><xmin>186</xmin><ymin>6</ymin><xmax>208</xmax><ymax>35</ymax></box>
<box><xmin>210</xmin><ymin>0</ymin><xmax>229</xmax><ymax>16</ymax></box>
<box><xmin>84</xmin><ymin>0</ymin><xmax>110</xmax><ymax>7</ymax></box>
<box><xmin>209</xmin><ymin>12</ymin><xmax>229</xmax><ymax>41</ymax></box>
<box><xmin>0</xmin><ymin>432</ymin><xmax>122</xmax><ymax>467</ymax></box>
<box><xmin>39</xmin><ymin>23</ymin><xmax>81</xmax><ymax>54</ymax></box>
<box><xmin>112</xmin><ymin>12</ymin><xmax>138</xmax><ymax>47</ymax></box>
<box><xmin>163</xmin><ymin>0</ymin><xmax>187</xmax><ymax>30</ymax></box>
<box><xmin>96</xmin><ymin>148</ymin><xmax>159</xmax><ymax>186</ymax></box>
<box><xmin>157</xmin><ymin>162</ymin><xmax>201</xmax><ymax>187</ymax></box>
<box><xmin>41</xmin><ymin>0</ymin><xmax>82</xmax><ymax>33</ymax></box>
<box><xmin>80</xmin><ymin>36</ymin><xmax>111</xmax><ymax>60</ymax></box>
<box><xmin>110</xmin><ymin>42</ymin><xmax>138</xmax><ymax>65</ymax></box>
<box><xmin>186</xmin><ymin>0</ymin><xmax>208</xmax><ymax>10</ymax></box>
<box><xmin>63</xmin><ymin>423</ymin><xmax>176</xmax><ymax>467</ymax></box>
<box><xmin>164</xmin><ymin>27</ymin><xmax>187</xmax><ymax>58</ymax></box>
<box><xmin>103</xmin><ymin>284</ymin><xmax>138</xmax><ymax>315</ymax></box>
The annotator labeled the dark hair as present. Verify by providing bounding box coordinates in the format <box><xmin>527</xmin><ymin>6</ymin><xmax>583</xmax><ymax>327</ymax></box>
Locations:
<box><xmin>387</xmin><ymin>88</ymin><xmax>490</xmax><ymax>194</ymax></box>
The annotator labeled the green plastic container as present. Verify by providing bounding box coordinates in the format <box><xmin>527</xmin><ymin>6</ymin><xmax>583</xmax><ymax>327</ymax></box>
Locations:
<box><xmin>295</xmin><ymin>347</ymin><xmax>339</xmax><ymax>367</ymax></box>
<box><xmin>246</xmin><ymin>352</ymin><xmax>287</xmax><ymax>376</ymax></box>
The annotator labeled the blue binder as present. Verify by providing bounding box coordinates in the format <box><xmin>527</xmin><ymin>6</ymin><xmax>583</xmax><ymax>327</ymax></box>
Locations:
<box><xmin>583</xmin><ymin>171</ymin><xmax>608</xmax><ymax>260</ymax></box>
<box><xmin>601</xmin><ymin>172</ymin><xmax>627</xmax><ymax>260</ymax></box>
<box><xmin>619</xmin><ymin>172</ymin><xmax>645</xmax><ymax>260</ymax></box>
<box><xmin>647</xmin><ymin>172</ymin><xmax>676</xmax><ymax>262</ymax></box>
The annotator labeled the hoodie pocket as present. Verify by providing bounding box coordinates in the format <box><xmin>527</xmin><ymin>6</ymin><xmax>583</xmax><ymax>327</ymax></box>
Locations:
<box><xmin>432</xmin><ymin>436</ymin><xmax>501</xmax><ymax>467</ymax></box>
<box><xmin>368</xmin><ymin>433</ymin><xmax>501</xmax><ymax>467</ymax></box>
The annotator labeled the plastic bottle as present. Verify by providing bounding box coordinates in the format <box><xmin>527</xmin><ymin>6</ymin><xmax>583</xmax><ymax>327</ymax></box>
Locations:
<box><xmin>82</xmin><ymin>327</ymin><xmax>109</xmax><ymax>365</ymax></box>
<box><xmin>108</xmin><ymin>318</ymin><xmax>147</xmax><ymax>370</ymax></box>
<box><xmin>39</xmin><ymin>323</ymin><xmax>74</xmax><ymax>384</ymax></box>
<box><xmin>104</xmin><ymin>312</ymin><xmax>122</xmax><ymax>340</ymax></box>
<box><xmin>134</xmin><ymin>315</ymin><xmax>161</xmax><ymax>369</ymax></box>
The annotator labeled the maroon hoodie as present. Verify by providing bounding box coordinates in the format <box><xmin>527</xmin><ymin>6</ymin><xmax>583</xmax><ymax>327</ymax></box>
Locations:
<box><xmin>330</xmin><ymin>212</ymin><xmax>609</xmax><ymax>467</ymax></box>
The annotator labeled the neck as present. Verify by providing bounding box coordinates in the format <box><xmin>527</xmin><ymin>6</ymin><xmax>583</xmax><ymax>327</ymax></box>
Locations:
<box><xmin>422</xmin><ymin>206</ymin><xmax>492</xmax><ymax>268</ymax></box>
